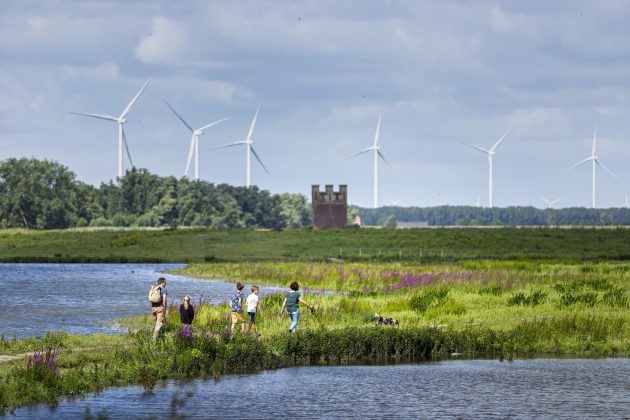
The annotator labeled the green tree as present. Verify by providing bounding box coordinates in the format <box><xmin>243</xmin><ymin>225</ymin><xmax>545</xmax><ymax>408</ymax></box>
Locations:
<box><xmin>0</xmin><ymin>158</ymin><xmax>81</xmax><ymax>228</ymax></box>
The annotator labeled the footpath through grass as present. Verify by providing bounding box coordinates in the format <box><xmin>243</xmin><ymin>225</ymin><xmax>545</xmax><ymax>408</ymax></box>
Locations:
<box><xmin>1</xmin><ymin>260</ymin><xmax>628</xmax><ymax>413</ymax></box>
<box><xmin>3</xmin><ymin>227</ymin><xmax>630</xmax><ymax>262</ymax></box>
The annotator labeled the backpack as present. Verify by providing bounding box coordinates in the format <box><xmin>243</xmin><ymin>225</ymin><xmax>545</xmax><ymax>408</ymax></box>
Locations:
<box><xmin>148</xmin><ymin>286</ymin><xmax>162</xmax><ymax>303</ymax></box>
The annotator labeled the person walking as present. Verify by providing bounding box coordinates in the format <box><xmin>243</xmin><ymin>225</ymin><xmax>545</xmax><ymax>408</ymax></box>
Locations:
<box><xmin>280</xmin><ymin>282</ymin><xmax>313</xmax><ymax>333</ymax></box>
<box><xmin>230</xmin><ymin>282</ymin><xmax>246</xmax><ymax>333</ymax></box>
<box><xmin>150</xmin><ymin>277</ymin><xmax>167</xmax><ymax>342</ymax></box>
<box><xmin>179</xmin><ymin>295</ymin><xmax>194</xmax><ymax>326</ymax></box>
<box><xmin>246</xmin><ymin>285</ymin><xmax>261</xmax><ymax>338</ymax></box>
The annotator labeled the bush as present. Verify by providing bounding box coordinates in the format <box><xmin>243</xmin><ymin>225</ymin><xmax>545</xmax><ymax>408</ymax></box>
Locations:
<box><xmin>409</xmin><ymin>287</ymin><xmax>449</xmax><ymax>313</ymax></box>
<box><xmin>507</xmin><ymin>290</ymin><xmax>547</xmax><ymax>306</ymax></box>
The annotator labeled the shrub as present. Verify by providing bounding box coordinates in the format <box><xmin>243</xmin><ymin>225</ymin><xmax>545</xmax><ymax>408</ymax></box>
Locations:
<box><xmin>409</xmin><ymin>287</ymin><xmax>449</xmax><ymax>313</ymax></box>
<box><xmin>559</xmin><ymin>291</ymin><xmax>598</xmax><ymax>307</ymax></box>
<box><xmin>507</xmin><ymin>290</ymin><xmax>547</xmax><ymax>306</ymax></box>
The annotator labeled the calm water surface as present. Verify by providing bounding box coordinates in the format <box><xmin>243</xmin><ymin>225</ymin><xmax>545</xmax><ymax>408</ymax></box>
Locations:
<box><xmin>0</xmin><ymin>263</ymin><xmax>277</xmax><ymax>338</ymax></box>
<box><xmin>13</xmin><ymin>358</ymin><xmax>630</xmax><ymax>419</ymax></box>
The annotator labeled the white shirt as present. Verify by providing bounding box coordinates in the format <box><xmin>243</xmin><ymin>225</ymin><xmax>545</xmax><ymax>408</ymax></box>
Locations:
<box><xmin>246</xmin><ymin>293</ymin><xmax>259</xmax><ymax>313</ymax></box>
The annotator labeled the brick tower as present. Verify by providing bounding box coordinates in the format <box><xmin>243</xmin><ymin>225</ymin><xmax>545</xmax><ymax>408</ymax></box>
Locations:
<box><xmin>311</xmin><ymin>184</ymin><xmax>347</xmax><ymax>228</ymax></box>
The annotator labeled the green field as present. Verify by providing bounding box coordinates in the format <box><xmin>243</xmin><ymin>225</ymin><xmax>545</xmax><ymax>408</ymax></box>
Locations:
<box><xmin>2</xmin><ymin>227</ymin><xmax>630</xmax><ymax>262</ymax></box>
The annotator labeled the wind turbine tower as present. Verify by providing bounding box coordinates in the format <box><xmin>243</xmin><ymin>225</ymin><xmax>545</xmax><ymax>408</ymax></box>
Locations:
<box><xmin>347</xmin><ymin>115</ymin><xmax>389</xmax><ymax>208</ymax></box>
<box><xmin>461</xmin><ymin>129</ymin><xmax>512</xmax><ymax>208</ymax></box>
<box><xmin>565</xmin><ymin>127</ymin><xmax>616</xmax><ymax>208</ymax></box>
<box><xmin>164</xmin><ymin>100</ymin><xmax>228</xmax><ymax>180</ymax></box>
<box><xmin>71</xmin><ymin>78</ymin><xmax>152</xmax><ymax>179</ymax></box>
<box><xmin>215</xmin><ymin>104</ymin><xmax>268</xmax><ymax>187</ymax></box>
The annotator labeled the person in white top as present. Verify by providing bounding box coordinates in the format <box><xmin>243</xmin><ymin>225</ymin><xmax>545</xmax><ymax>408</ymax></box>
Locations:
<box><xmin>246</xmin><ymin>285</ymin><xmax>260</xmax><ymax>338</ymax></box>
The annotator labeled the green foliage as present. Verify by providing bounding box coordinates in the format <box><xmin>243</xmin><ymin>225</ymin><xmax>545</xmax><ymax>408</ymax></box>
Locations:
<box><xmin>507</xmin><ymin>290</ymin><xmax>547</xmax><ymax>306</ymax></box>
<box><xmin>554</xmin><ymin>277</ymin><xmax>628</xmax><ymax>308</ymax></box>
<box><xmin>0</xmin><ymin>160</ymin><xmax>310</xmax><ymax>230</ymax></box>
<box><xmin>478</xmin><ymin>285</ymin><xmax>505</xmax><ymax>296</ymax></box>
<box><xmin>409</xmin><ymin>287</ymin><xmax>449</xmax><ymax>312</ymax></box>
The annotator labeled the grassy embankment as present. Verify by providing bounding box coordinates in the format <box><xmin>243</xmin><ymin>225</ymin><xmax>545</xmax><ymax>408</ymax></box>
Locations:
<box><xmin>1</xmin><ymin>260</ymin><xmax>628</xmax><ymax>413</ymax></box>
<box><xmin>3</xmin><ymin>227</ymin><xmax>630</xmax><ymax>262</ymax></box>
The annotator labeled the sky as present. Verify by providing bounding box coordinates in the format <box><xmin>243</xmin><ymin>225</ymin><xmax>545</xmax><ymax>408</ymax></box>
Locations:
<box><xmin>2</xmin><ymin>0</ymin><xmax>630</xmax><ymax>209</ymax></box>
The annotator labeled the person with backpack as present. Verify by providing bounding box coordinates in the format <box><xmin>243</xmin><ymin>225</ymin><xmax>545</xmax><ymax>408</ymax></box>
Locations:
<box><xmin>230</xmin><ymin>282</ymin><xmax>246</xmax><ymax>333</ymax></box>
<box><xmin>280</xmin><ymin>282</ymin><xmax>313</xmax><ymax>333</ymax></box>
<box><xmin>148</xmin><ymin>277</ymin><xmax>167</xmax><ymax>342</ymax></box>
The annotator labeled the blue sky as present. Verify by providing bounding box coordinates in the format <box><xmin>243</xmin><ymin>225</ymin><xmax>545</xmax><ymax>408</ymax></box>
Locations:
<box><xmin>2</xmin><ymin>0</ymin><xmax>630</xmax><ymax>208</ymax></box>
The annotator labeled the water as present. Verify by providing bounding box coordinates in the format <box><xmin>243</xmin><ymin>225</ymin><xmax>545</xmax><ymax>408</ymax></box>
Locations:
<box><xmin>12</xmin><ymin>358</ymin><xmax>630</xmax><ymax>419</ymax></box>
<box><xmin>0</xmin><ymin>263</ymin><xmax>278</xmax><ymax>338</ymax></box>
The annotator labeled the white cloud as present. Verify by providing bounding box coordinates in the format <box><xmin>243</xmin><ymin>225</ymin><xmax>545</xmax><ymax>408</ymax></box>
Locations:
<box><xmin>134</xmin><ymin>17</ymin><xmax>193</xmax><ymax>65</ymax></box>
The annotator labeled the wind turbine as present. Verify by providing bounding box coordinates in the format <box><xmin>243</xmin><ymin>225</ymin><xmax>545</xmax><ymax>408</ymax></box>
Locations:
<box><xmin>215</xmin><ymin>104</ymin><xmax>268</xmax><ymax>187</ymax></box>
<box><xmin>70</xmin><ymin>78</ymin><xmax>152</xmax><ymax>179</ymax></box>
<box><xmin>388</xmin><ymin>198</ymin><xmax>403</xmax><ymax>206</ymax></box>
<box><xmin>626</xmin><ymin>192</ymin><xmax>629</xmax><ymax>209</ymax></box>
<box><xmin>565</xmin><ymin>127</ymin><xmax>616</xmax><ymax>208</ymax></box>
<box><xmin>347</xmin><ymin>115</ymin><xmax>389</xmax><ymax>208</ymax></box>
<box><xmin>540</xmin><ymin>197</ymin><xmax>561</xmax><ymax>209</ymax></box>
<box><xmin>460</xmin><ymin>129</ymin><xmax>512</xmax><ymax>208</ymax></box>
<box><xmin>164</xmin><ymin>100</ymin><xmax>228</xmax><ymax>180</ymax></box>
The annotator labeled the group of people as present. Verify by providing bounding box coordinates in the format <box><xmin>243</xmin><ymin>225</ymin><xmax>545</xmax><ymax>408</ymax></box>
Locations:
<box><xmin>149</xmin><ymin>277</ymin><xmax>313</xmax><ymax>342</ymax></box>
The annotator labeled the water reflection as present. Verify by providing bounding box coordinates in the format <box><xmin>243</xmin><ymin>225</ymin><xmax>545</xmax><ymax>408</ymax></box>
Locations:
<box><xmin>15</xmin><ymin>358</ymin><xmax>630</xmax><ymax>419</ymax></box>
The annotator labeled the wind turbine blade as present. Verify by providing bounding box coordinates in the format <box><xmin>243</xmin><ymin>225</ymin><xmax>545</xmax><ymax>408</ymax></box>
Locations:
<box><xmin>247</xmin><ymin>104</ymin><xmax>260</xmax><ymax>141</ymax></box>
<box><xmin>565</xmin><ymin>157</ymin><xmax>592</xmax><ymax>172</ymax></box>
<box><xmin>164</xmin><ymin>100</ymin><xmax>194</xmax><ymax>133</ymax></box>
<box><xmin>459</xmin><ymin>141</ymin><xmax>489</xmax><ymax>154</ymax></box>
<box><xmin>122</xmin><ymin>128</ymin><xmax>134</xmax><ymax>168</ymax></box>
<box><xmin>373</xmin><ymin>114</ymin><xmax>381</xmax><ymax>147</ymax></box>
<box><xmin>250</xmin><ymin>147</ymin><xmax>270</xmax><ymax>174</ymax></box>
<box><xmin>199</xmin><ymin>117</ymin><xmax>229</xmax><ymax>132</ymax></box>
<box><xmin>540</xmin><ymin>196</ymin><xmax>551</xmax><ymax>205</ymax></box>
<box><xmin>592</xmin><ymin>126</ymin><xmax>597</xmax><ymax>156</ymax></box>
<box><xmin>377</xmin><ymin>150</ymin><xmax>391</xmax><ymax>166</ymax></box>
<box><xmin>213</xmin><ymin>141</ymin><xmax>246</xmax><ymax>150</ymax></box>
<box><xmin>344</xmin><ymin>148</ymin><xmax>373</xmax><ymax>160</ymax></box>
<box><xmin>551</xmin><ymin>198</ymin><xmax>561</xmax><ymax>205</ymax></box>
<box><xmin>69</xmin><ymin>112</ymin><xmax>118</xmax><ymax>122</ymax></box>
<box><xmin>184</xmin><ymin>136</ymin><xmax>195</xmax><ymax>176</ymax></box>
<box><xmin>490</xmin><ymin>128</ymin><xmax>513</xmax><ymax>153</ymax></box>
<box><xmin>595</xmin><ymin>159</ymin><xmax>617</xmax><ymax>178</ymax></box>
<box><xmin>120</xmin><ymin>77</ymin><xmax>152</xmax><ymax>119</ymax></box>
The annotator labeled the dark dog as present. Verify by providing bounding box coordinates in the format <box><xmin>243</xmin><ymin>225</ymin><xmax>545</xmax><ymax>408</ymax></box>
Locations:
<box><xmin>374</xmin><ymin>313</ymin><xmax>399</xmax><ymax>326</ymax></box>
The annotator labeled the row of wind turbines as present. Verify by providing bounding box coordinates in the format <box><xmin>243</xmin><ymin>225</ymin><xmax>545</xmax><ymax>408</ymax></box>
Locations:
<box><xmin>71</xmin><ymin>78</ymin><xmax>268</xmax><ymax>188</ymax></box>
<box><xmin>70</xmin><ymin>78</ymin><xmax>623</xmax><ymax>209</ymax></box>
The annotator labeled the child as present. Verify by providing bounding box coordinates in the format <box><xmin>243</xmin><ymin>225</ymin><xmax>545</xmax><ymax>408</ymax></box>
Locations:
<box><xmin>246</xmin><ymin>285</ymin><xmax>260</xmax><ymax>337</ymax></box>
<box><xmin>179</xmin><ymin>295</ymin><xmax>194</xmax><ymax>326</ymax></box>
<box><xmin>230</xmin><ymin>282</ymin><xmax>246</xmax><ymax>333</ymax></box>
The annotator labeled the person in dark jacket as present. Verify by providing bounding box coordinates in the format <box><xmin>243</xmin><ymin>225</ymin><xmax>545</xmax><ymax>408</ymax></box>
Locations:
<box><xmin>179</xmin><ymin>295</ymin><xmax>195</xmax><ymax>325</ymax></box>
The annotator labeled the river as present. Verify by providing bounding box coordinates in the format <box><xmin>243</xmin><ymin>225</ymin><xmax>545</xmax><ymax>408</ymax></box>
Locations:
<box><xmin>12</xmin><ymin>358</ymin><xmax>630</xmax><ymax>419</ymax></box>
<box><xmin>0</xmin><ymin>263</ymin><xmax>277</xmax><ymax>338</ymax></box>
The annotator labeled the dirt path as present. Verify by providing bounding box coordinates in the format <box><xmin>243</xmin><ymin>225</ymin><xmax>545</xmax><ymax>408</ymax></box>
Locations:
<box><xmin>0</xmin><ymin>353</ymin><xmax>29</xmax><ymax>363</ymax></box>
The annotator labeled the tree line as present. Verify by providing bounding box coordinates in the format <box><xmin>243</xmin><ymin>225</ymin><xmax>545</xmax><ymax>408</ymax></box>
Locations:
<box><xmin>354</xmin><ymin>205</ymin><xmax>630</xmax><ymax>227</ymax></box>
<box><xmin>0</xmin><ymin>158</ymin><xmax>310</xmax><ymax>229</ymax></box>
<box><xmin>4</xmin><ymin>158</ymin><xmax>630</xmax><ymax>230</ymax></box>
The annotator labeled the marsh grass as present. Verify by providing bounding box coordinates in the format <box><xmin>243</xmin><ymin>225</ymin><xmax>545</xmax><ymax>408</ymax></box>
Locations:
<box><xmin>1</xmin><ymin>260</ymin><xmax>629</xmax><ymax>413</ymax></box>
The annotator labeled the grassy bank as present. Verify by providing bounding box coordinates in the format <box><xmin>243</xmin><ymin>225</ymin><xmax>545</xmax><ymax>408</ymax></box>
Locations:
<box><xmin>1</xmin><ymin>260</ymin><xmax>628</xmax><ymax>412</ymax></box>
<box><xmin>3</xmin><ymin>227</ymin><xmax>630</xmax><ymax>262</ymax></box>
